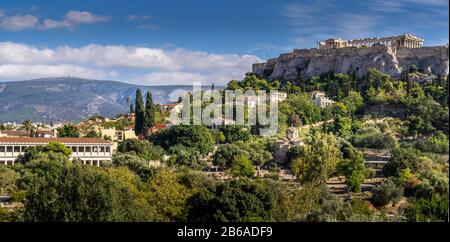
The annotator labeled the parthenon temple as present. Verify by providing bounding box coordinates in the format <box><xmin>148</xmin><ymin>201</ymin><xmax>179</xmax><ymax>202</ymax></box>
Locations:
<box><xmin>317</xmin><ymin>34</ymin><xmax>424</xmax><ymax>49</ymax></box>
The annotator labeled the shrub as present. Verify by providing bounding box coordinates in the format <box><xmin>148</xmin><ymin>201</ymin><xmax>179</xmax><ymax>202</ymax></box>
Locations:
<box><xmin>405</xmin><ymin>195</ymin><xmax>449</xmax><ymax>222</ymax></box>
<box><xmin>365</xmin><ymin>168</ymin><xmax>377</xmax><ymax>179</ymax></box>
<box><xmin>371</xmin><ymin>178</ymin><xmax>404</xmax><ymax>206</ymax></box>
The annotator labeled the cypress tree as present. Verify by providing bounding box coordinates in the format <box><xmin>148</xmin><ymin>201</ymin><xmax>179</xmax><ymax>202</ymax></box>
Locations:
<box><xmin>134</xmin><ymin>89</ymin><xmax>145</xmax><ymax>137</ymax></box>
<box><xmin>130</xmin><ymin>103</ymin><xmax>135</xmax><ymax>114</ymax></box>
<box><xmin>144</xmin><ymin>91</ymin><xmax>156</xmax><ymax>136</ymax></box>
<box><xmin>405</xmin><ymin>69</ymin><xmax>411</xmax><ymax>97</ymax></box>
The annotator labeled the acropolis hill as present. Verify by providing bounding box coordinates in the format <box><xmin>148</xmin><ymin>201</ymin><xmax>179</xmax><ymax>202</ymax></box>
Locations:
<box><xmin>252</xmin><ymin>34</ymin><xmax>449</xmax><ymax>81</ymax></box>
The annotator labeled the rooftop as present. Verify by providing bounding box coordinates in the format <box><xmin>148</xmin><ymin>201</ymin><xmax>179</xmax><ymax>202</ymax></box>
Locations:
<box><xmin>0</xmin><ymin>137</ymin><xmax>112</xmax><ymax>144</ymax></box>
<box><xmin>0</xmin><ymin>130</ymin><xmax>29</xmax><ymax>136</ymax></box>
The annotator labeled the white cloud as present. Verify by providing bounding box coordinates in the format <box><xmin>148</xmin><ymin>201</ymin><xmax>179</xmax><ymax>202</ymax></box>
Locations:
<box><xmin>0</xmin><ymin>64</ymin><xmax>117</xmax><ymax>80</ymax></box>
<box><xmin>0</xmin><ymin>10</ymin><xmax>108</xmax><ymax>31</ymax></box>
<box><xmin>41</xmin><ymin>11</ymin><xmax>109</xmax><ymax>29</ymax></box>
<box><xmin>0</xmin><ymin>14</ymin><xmax>39</xmax><ymax>31</ymax></box>
<box><xmin>0</xmin><ymin>41</ymin><xmax>262</xmax><ymax>85</ymax></box>
<box><xmin>127</xmin><ymin>14</ymin><xmax>150</xmax><ymax>21</ymax></box>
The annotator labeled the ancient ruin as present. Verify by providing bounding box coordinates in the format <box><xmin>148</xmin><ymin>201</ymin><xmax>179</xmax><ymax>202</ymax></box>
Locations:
<box><xmin>317</xmin><ymin>34</ymin><xmax>424</xmax><ymax>49</ymax></box>
<box><xmin>252</xmin><ymin>34</ymin><xmax>448</xmax><ymax>81</ymax></box>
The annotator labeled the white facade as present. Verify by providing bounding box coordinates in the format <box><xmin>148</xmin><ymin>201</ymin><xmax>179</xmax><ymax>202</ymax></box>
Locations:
<box><xmin>35</xmin><ymin>130</ymin><xmax>57</xmax><ymax>138</ymax></box>
<box><xmin>0</xmin><ymin>138</ymin><xmax>113</xmax><ymax>166</ymax></box>
<box><xmin>246</xmin><ymin>92</ymin><xmax>287</xmax><ymax>107</ymax></box>
<box><xmin>311</xmin><ymin>91</ymin><xmax>335</xmax><ymax>108</ymax></box>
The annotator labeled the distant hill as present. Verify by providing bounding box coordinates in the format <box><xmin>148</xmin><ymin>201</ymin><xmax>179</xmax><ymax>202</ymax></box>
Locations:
<box><xmin>0</xmin><ymin>77</ymin><xmax>218</xmax><ymax>123</ymax></box>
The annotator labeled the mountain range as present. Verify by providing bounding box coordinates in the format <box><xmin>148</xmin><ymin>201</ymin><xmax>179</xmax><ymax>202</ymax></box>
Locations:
<box><xmin>0</xmin><ymin>77</ymin><xmax>216</xmax><ymax>123</ymax></box>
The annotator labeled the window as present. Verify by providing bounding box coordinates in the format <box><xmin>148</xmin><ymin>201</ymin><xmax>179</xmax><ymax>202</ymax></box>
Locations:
<box><xmin>79</xmin><ymin>147</ymin><xmax>85</xmax><ymax>152</ymax></box>
<box><xmin>21</xmin><ymin>146</ymin><xmax>29</xmax><ymax>152</ymax></box>
<box><xmin>0</xmin><ymin>146</ymin><xmax>5</xmax><ymax>152</ymax></box>
<box><xmin>14</xmin><ymin>146</ymin><xmax>20</xmax><ymax>152</ymax></box>
<box><xmin>100</xmin><ymin>146</ymin><xmax>105</xmax><ymax>152</ymax></box>
<box><xmin>106</xmin><ymin>147</ymin><xmax>110</xmax><ymax>153</ymax></box>
<box><xmin>116</xmin><ymin>132</ymin><xmax>123</xmax><ymax>141</ymax></box>
<box><xmin>6</xmin><ymin>146</ymin><xmax>12</xmax><ymax>152</ymax></box>
<box><xmin>93</xmin><ymin>146</ymin><xmax>99</xmax><ymax>152</ymax></box>
<box><xmin>71</xmin><ymin>146</ymin><xmax>77</xmax><ymax>152</ymax></box>
<box><xmin>86</xmin><ymin>146</ymin><xmax>91</xmax><ymax>152</ymax></box>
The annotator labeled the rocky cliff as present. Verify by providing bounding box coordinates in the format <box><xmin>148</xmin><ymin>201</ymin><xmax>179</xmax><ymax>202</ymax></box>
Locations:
<box><xmin>252</xmin><ymin>45</ymin><xmax>448</xmax><ymax>81</ymax></box>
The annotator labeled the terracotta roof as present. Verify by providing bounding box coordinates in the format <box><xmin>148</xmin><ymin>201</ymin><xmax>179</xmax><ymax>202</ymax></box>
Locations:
<box><xmin>154</xmin><ymin>124</ymin><xmax>166</xmax><ymax>129</ymax></box>
<box><xmin>0</xmin><ymin>137</ymin><xmax>112</xmax><ymax>144</ymax></box>
<box><xmin>36</xmin><ymin>130</ymin><xmax>54</xmax><ymax>134</ymax></box>
<box><xmin>0</xmin><ymin>130</ymin><xmax>28</xmax><ymax>136</ymax></box>
<box><xmin>149</xmin><ymin>124</ymin><xmax>166</xmax><ymax>130</ymax></box>
<box><xmin>149</xmin><ymin>124</ymin><xmax>167</xmax><ymax>134</ymax></box>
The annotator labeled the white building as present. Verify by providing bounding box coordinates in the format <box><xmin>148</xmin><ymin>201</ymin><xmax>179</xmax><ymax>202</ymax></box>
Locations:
<box><xmin>35</xmin><ymin>129</ymin><xmax>58</xmax><ymax>138</ymax></box>
<box><xmin>274</xmin><ymin>127</ymin><xmax>304</xmax><ymax>163</ymax></box>
<box><xmin>246</xmin><ymin>91</ymin><xmax>287</xmax><ymax>107</ymax></box>
<box><xmin>311</xmin><ymin>91</ymin><xmax>335</xmax><ymax>108</ymax></box>
<box><xmin>0</xmin><ymin>137</ymin><xmax>113</xmax><ymax>166</ymax></box>
<box><xmin>100</xmin><ymin>127</ymin><xmax>137</xmax><ymax>152</ymax></box>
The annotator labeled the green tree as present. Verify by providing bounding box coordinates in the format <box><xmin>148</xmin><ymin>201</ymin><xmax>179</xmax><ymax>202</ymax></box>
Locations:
<box><xmin>146</xmin><ymin>169</ymin><xmax>191</xmax><ymax>222</ymax></box>
<box><xmin>0</xmin><ymin>166</ymin><xmax>19</xmax><ymax>195</ymax></box>
<box><xmin>57</xmin><ymin>124</ymin><xmax>80</xmax><ymax>138</ymax></box>
<box><xmin>337</xmin><ymin>141</ymin><xmax>366</xmax><ymax>192</ymax></box>
<box><xmin>332</xmin><ymin>116</ymin><xmax>352</xmax><ymax>138</ymax></box>
<box><xmin>167</xmin><ymin>145</ymin><xmax>204</xmax><ymax>169</ymax></box>
<box><xmin>143</xmin><ymin>91</ymin><xmax>157</xmax><ymax>136</ymax></box>
<box><xmin>187</xmin><ymin>179</ymin><xmax>278</xmax><ymax>222</ymax></box>
<box><xmin>126</xmin><ymin>96</ymin><xmax>134</xmax><ymax>114</ymax></box>
<box><xmin>112</xmin><ymin>153</ymin><xmax>157</xmax><ymax>181</ymax></box>
<box><xmin>83</xmin><ymin>127</ymin><xmax>101</xmax><ymax>138</ymax></box>
<box><xmin>227</xmin><ymin>154</ymin><xmax>255</xmax><ymax>178</ymax></box>
<box><xmin>20</xmin><ymin>119</ymin><xmax>35</xmax><ymax>137</ymax></box>
<box><xmin>134</xmin><ymin>89</ymin><xmax>145</xmax><ymax>137</ymax></box>
<box><xmin>371</xmin><ymin>178</ymin><xmax>404</xmax><ymax>206</ymax></box>
<box><xmin>405</xmin><ymin>195</ymin><xmax>448</xmax><ymax>222</ymax></box>
<box><xmin>117</xmin><ymin>139</ymin><xmax>164</xmax><ymax>161</ymax></box>
<box><xmin>341</xmin><ymin>91</ymin><xmax>364</xmax><ymax>115</ymax></box>
<box><xmin>236</xmin><ymin>139</ymin><xmax>273</xmax><ymax>167</ymax></box>
<box><xmin>383</xmin><ymin>147</ymin><xmax>422</xmax><ymax>178</ymax></box>
<box><xmin>45</xmin><ymin>142</ymin><xmax>72</xmax><ymax>156</ymax></box>
<box><xmin>279</xmin><ymin>93</ymin><xmax>322</xmax><ymax>126</ymax></box>
<box><xmin>212</xmin><ymin>144</ymin><xmax>246</xmax><ymax>168</ymax></box>
<box><xmin>291</xmin><ymin>132</ymin><xmax>341</xmax><ymax>185</ymax></box>
<box><xmin>17</xmin><ymin>142</ymin><xmax>72</xmax><ymax>164</ymax></box>
<box><xmin>219</xmin><ymin>125</ymin><xmax>251</xmax><ymax>143</ymax></box>
<box><xmin>151</xmin><ymin>125</ymin><xmax>214</xmax><ymax>155</ymax></box>
<box><xmin>20</xmin><ymin>154</ymin><xmax>153</xmax><ymax>221</ymax></box>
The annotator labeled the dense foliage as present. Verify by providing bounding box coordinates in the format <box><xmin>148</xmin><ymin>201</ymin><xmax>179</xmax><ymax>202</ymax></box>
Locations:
<box><xmin>1</xmin><ymin>68</ymin><xmax>448</xmax><ymax>222</ymax></box>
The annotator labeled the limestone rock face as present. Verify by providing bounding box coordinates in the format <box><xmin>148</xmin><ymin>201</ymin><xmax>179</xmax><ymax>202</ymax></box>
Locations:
<box><xmin>252</xmin><ymin>45</ymin><xmax>448</xmax><ymax>81</ymax></box>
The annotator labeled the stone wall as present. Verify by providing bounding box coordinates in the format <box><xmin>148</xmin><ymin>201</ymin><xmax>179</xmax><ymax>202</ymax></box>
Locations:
<box><xmin>252</xmin><ymin>45</ymin><xmax>448</xmax><ymax>81</ymax></box>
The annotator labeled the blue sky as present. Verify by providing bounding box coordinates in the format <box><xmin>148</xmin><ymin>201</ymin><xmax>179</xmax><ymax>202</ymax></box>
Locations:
<box><xmin>0</xmin><ymin>0</ymin><xmax>448</xmax><ymax>85</ymax></box>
